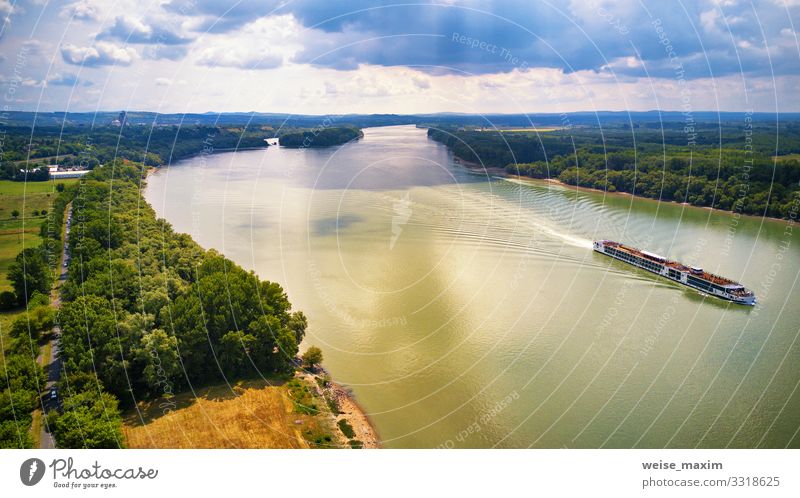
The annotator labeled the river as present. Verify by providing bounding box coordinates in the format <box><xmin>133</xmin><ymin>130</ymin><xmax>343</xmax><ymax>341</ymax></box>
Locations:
<box><xmin>144</xmin><ymin>125</ymin><xmax>800</xmax><ymax>448</ymax></box>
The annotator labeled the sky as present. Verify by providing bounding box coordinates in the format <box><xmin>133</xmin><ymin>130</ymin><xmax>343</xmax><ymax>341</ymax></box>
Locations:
<box><xmin>0</xmin><ymin>0</ymin><xmax>798</xmax><ymax>114</ymax></box>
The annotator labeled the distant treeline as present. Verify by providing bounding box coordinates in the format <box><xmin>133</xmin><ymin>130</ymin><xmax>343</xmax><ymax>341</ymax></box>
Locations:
<box><xmin>45</xmin><ymin>161</ymin><xmax>308</xmax><ymax>448</ymax></box>
<box><xmin>428</xmin><ymin>124</ymin><xmax>800</xmax><ymax>219</ymax></box>
<box><xmin>279</xmin><ymin>126</ymin><xmax>362</xmax><ymax>148</ymax></box>
<box><xmin>0</xmin><ymin>124</ymin><xmax>271</xmax><ymax>181</ymax></box>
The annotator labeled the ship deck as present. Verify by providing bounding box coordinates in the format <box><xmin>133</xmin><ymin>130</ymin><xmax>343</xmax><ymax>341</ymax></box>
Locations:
<box><xmin>603</xmin><ymin>241</ymin><xmax>741</xmax><ymax>287</ymax></box>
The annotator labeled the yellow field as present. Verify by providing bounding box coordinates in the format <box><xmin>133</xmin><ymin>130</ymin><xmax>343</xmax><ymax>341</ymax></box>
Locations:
<box><xmin>123</xmin><ymin>380</ymin><xmax>323</xmax><ymax>449</ymax></box>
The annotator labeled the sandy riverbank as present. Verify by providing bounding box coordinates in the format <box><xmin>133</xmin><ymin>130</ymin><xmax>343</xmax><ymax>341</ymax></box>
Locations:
<box><xmin>298</xmin><ymin>371</ymin><xmax>381</xmax><ymax>449</ymax></box>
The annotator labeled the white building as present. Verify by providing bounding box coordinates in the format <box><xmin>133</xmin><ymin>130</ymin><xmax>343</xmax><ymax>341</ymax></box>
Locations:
<box><xmin>51</xmin><ymin>170</ymin><xmax>91</xmax><ymax>179</ymax></box>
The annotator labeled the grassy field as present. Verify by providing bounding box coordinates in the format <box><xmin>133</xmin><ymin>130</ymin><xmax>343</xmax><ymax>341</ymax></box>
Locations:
<box><xmin>123</xmin><ymin>378</ymin><xmax>336</xmax><ymax>449</ymax></box>
<box><xmin>0</xmin><ymin>179</ymin><xmax>78</xmax><ymax>291</ymax></box>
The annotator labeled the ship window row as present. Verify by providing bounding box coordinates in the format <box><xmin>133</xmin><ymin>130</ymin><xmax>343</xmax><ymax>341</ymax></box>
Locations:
<box><xmin>606</xmin><ymin>247</ymin><xmax>664</xmax><ymax>272</ymax></box>
<box><xmin>686</xmin><ymin>276</ymin><xmax>727</xmax><ymax>293</ymax></box>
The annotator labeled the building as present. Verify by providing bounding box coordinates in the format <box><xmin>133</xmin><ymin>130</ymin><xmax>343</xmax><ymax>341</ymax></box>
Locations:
<box><xmin>51</xmin><ymin>170</ymin><xmax>91</xmax><ymax>179</ymax></box>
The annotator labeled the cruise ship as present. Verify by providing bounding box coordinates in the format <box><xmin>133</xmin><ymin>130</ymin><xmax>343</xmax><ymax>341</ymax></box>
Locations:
<box><xmin>593</xmin><ymin>240</ymin><xmax>756</xmax><ymax>305</ymax></box>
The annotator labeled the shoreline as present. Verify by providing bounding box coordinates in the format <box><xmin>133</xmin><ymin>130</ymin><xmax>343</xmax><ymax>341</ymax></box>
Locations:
<box><xmin>298</xmin><ymin>370</ymin><xmax>381</xmax><ymax>449</ymax></box>
<box><xmin>141</xmin><ymin>164</ymin><xmax>380</xmax><ymax>449</ymax></box>
<box><xmin>451</xmin><ymin>157</ymin><xmax>789</xmax><ymax>225</ymax></box>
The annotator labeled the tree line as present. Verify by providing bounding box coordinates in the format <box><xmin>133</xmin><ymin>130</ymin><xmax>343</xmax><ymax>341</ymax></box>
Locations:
<box><xmin>44</xmin><ymin>161</ymin><xmax>308</xmax><ymax>447</ymax></box>
<box><xmin>0</xmin><ymin>291</ymin><xmax>51</xmax><ymax>448</ymax></box>
<box><xmin>279</xmin><ymin>127</ymin><xmax>362</xmax><ymax>148</ymax></box>
<box><xmin>428</xmin><ymin>125</ymin><xmax>800</xmax><ymax>219</ymax></box>
<box><xmin>0</xmin><ymin>124</ymin><xmax>271</xmax><ymax>181</ymax></box>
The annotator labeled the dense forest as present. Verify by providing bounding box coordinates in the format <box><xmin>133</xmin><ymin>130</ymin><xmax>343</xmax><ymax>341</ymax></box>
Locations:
<box><xmin>37</xmin><ymin>161</ymin><xmax>308</xmax><ymax>448</ymax></box>
<box><xmin>428</xmin><ymin>123</ymin><xmax>800</xmax><ymax>219</ymax></box>
<box><xmin>279</xmin><ymin>126</ymin><xmax>363</xmax><ymax>148</ymax></box>
<box><xmin>0</xmin><ymin>291</ymin><xmax>50</xmax><ymax>448</ymax></box>
<box><xmin>0</xmin><ymin>124</ymin><xmax>271</xmax><ymax>181</ymax></box>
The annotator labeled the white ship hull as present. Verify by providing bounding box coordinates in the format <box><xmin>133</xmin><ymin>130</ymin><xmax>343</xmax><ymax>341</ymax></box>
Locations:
<box><xmin>593</xmin><ymin>240</ymin><xmax>756</xmax><ymax>306</ymax></box>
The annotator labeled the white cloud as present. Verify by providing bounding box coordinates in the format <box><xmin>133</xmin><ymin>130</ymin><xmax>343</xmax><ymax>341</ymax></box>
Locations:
<box><xmin>0</xmin><ymin>0</ymin><xmax>21</xmax><ymax>31</ymax></box>
<box><xmin>196</xmin><ymin>49</ymin><xmax>282</xmax><ymax>70</ymax></box>
<box><xmin>47</xmin><ymin>73</ymin><xmax>79</xmax><ymax>86</ymax></box>
<box><xmin>191</xmin><ymin>15</ymin><xmax>300</xmax><ymax>70</ymax></box>
<box><xmin>60</xmin><ymin>0</ymin><xmax>101</xmax><ymax>21</ymax></box>
<box><xmin>61</xmin><ymin>42</ymin><xmax>138</xmax><ymax>67</ymax></box>
<box><xmin>412</xmin><ymin>75</ymin><xmax>431</xmax><ymax>89</ymax></box>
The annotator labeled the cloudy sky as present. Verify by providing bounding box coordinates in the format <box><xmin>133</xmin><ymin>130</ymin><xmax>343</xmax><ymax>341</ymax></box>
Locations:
<box><xmin>1</xmin><ymin>0</ymin><xmax>798</xmax><ymax>114</ymax></box>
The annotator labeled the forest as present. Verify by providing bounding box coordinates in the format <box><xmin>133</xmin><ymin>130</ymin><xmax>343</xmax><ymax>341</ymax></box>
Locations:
<box><xmin>0</xmin><ymin>124</ymin><xmax>271</xmax><ymax>181</ymax></box>
<box><xmin>0</xmin><ymin>161</ymin><xmax>308</xmax><ymax>448</ymax></box>
<box><xmin>428</xmin><ymin>123</ymin><xmax>800</xmax><ymax>219</ymax></box>
<box><xmin>279</xmin><ymin>126</ymin><xmax>363</xmax><ymax>148</ymax></box>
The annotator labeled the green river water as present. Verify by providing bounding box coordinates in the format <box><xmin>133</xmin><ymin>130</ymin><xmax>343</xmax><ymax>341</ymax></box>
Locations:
<box><xmin>144</xmin><ymin>125</ymin><xmax>800</xmax><ymax>448</ymax></box>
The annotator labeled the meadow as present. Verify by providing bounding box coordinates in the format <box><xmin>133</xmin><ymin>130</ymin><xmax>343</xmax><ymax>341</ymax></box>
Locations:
<box><xmin>0</xmin><ymin>179</ymin><xmax>78</xmax><ymax>291</ymax></box>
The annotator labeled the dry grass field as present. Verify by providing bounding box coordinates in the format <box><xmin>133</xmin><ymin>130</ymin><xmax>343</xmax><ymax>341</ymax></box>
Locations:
<box><xmin>123</xmin><ymin>378</ymin><xmax>334</xmax><ymax>449</ymax></box>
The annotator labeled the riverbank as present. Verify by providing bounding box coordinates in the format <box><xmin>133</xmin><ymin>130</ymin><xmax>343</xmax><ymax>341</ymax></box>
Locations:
<box><xmin>506</xmin><ymin>174</ymin><xmax>791</xmax><ymax>224</ymax></box>
<box><xmin>450</xmin><ymin>156</ymin><xmax>789</xmax><ymax>224</ymax></box>
<box><xmin>141</xmin><ymin>164</ymin><xmax>380</xmax><ymax>448</ymax></box>
<box><xmin>298</xmin><ymin>370</ymin><xmax>381</xmax><ymax>449</ymax></box>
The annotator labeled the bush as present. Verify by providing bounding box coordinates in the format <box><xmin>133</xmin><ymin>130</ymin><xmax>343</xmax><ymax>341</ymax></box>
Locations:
<box><xmin>337</xmin><ymin>419</ymin><xmax>356</xmax><ymax>439</ymax></box>
<box><xmin>348</xmin><ymin>439</ymin><xmax>363</xmax><ymax>449</ymax></box>
<box><xmin>0</xmin><ymin>291</ymin><xmax>17</xmax><ymax>310</ymax></box>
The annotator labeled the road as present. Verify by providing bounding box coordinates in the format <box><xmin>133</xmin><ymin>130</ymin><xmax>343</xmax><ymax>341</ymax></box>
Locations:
<box><xmin>39</xmin><ymin>204</ymin><xmax>71</xmax><ymax>449</ymax></box>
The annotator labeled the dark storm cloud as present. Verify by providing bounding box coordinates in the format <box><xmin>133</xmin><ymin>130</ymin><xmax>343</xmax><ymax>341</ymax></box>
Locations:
<box><xmin>163</xmin><ymin>0</ymin><xmax>800</xmax><ymax>79</ymax></box>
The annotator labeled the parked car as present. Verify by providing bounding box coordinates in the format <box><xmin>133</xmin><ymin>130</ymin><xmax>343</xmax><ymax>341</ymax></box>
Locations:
<box><xmin>50</xmin><ymin>388</ymin><xmax>57</xmax><ymax>400</ymax></box>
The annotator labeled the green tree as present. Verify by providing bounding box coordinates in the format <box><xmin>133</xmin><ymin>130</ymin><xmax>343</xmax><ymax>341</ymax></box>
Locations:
<box><xmin>9</xmin><ymin>303</ymin><xmax>54</xmax><ymax>342</ymax></box>
<box><xmin>288</xmin><ymin>311</ymin><xmax>308</xmax><ymax>344</ymax></box>
<box><xmin>49</xmin><ymin>390</ymin><xmax>124</xmax><ymax>448</ymax></box>
<box><xmin>137</xmin><ymin>329</ymin><xmax>180</xmax><ymax>392</ymax></box>
<box><xmin>8</xmin><ymin>248</ymin><xmax>52</xmax><ymax>305</ymax></box>
<box><xmin>11</xmin><ymin>209</ymin><xmax>19</xmax><ymax>219</ymax></box>
<box><xmin>302</xmin><ymin>346</ymin><xmax>323</xmax><ymax>368</ymax></box>
<box><xmin>56</xmin><ymin>183</ymin><xmax>65</xmax><ymax>192</ymax></box>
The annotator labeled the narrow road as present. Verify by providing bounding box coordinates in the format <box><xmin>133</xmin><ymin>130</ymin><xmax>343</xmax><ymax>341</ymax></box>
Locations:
<box><xmin>39</xmin><ymin>204</ymin><xmax>71</xmax><ymax>449</ymax></box>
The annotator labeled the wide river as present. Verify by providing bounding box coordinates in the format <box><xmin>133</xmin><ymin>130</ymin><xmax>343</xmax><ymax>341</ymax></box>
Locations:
<box><xmin>145</xmin><ymin>125</ymin><xmax>800</xmax><ymax>448</ymax></box>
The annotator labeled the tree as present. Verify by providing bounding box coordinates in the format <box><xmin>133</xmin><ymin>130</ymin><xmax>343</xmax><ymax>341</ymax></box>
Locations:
<box><xmin>302</xmin><ymin>346</ymin><xmax>323</xmax><ymax>369</ymax></box>
<box><xmin>287</xmin><ymin>311</ymin><xmax>308</xmax><ymax>344</ymax></box>
<box><xmin>8</xmin><ymin>248</ymin><xmax>52</xmax><ymax>305</ymax></box>
<box><xmin>41</xmin><ymin>209</ymin><xmax>47</xmax><ymax>216</ymax></box>
<box><xmin>32</xmin><ymin>210</ymin><xmax>39</xmax><ymax>217</ymax></box>
<box><xmin>49</xmin><ymin>390</ymin><xmax>124</xmax><ymax>448</ymax></box>
<box><xmin>11</xmin><ymin>210</ymin><xmax>19</xmax><ymax>219</ymax></box>
<box><xmin>56</xmin><ymin>183</ymin><xmax>65</xmax><ymax>192</ymax></box>
<box><xmin>9</xmin><ymin>303</ymin><xmax>54</xmax><ymax>342</ymax></box>
<box><xmin>137</xmin><ymin>329</ymin><xmax>181</xmax><ymax>393</ymax></box>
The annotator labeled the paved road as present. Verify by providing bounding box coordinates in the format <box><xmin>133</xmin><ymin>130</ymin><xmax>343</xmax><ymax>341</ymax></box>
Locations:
<box><xmin>39</xmin><ymin>205</ymin><xmax>71</xmax><ymax>449</ymax></box>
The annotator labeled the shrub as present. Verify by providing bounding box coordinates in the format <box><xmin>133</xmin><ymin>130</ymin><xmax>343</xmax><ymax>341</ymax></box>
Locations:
<box><xmin>337</xmin><ymin>419</ymin><xmax>356</xmax><ymax>439</ymax></box>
